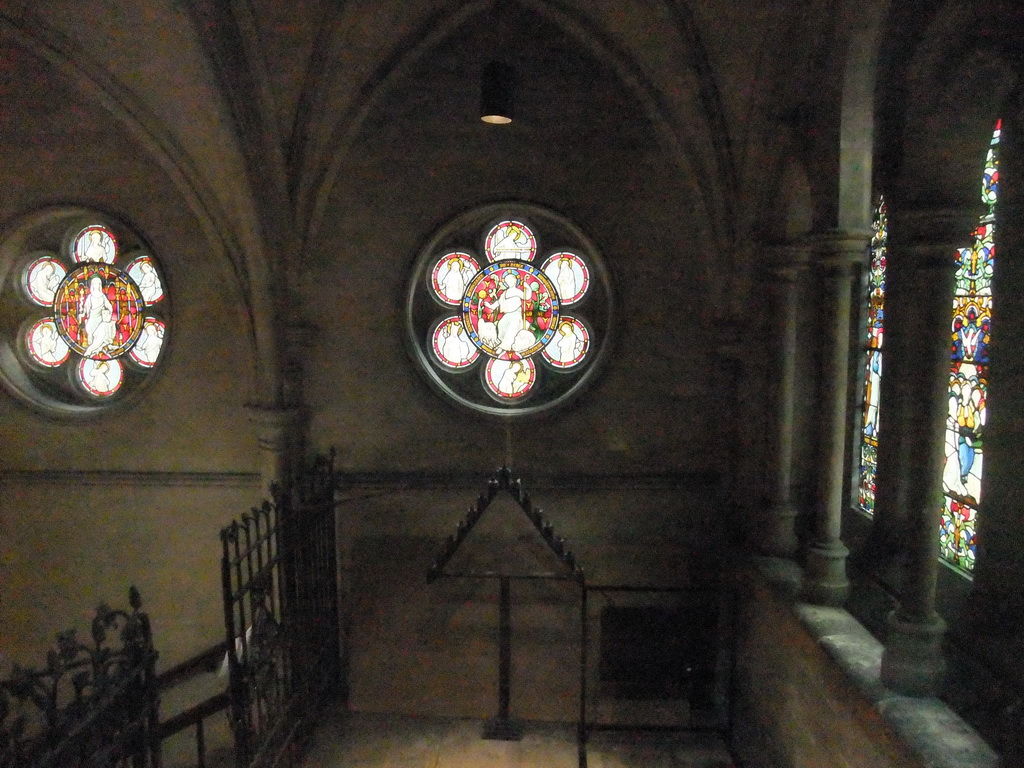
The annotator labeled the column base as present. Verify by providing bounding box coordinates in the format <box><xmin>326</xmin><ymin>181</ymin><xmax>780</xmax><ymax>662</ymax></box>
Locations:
<box><xmin>802</xmin><ymin>540</ymin><xmax>849</xmax><ymax>606</ymax></box>
<box><xmin>760</xmin><ymin>500</ymin><xmax>799</xmax><ymax>557</ymax></box>
<box><xmin>881</xmin><ymin>610</ymin><xmax>947</xmax><ymax>697</ymax></box>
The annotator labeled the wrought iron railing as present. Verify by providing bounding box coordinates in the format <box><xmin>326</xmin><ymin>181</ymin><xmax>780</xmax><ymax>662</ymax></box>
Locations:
<box><xmin>220</xmin><ymin>451</ymin><xmax>340</xmax><ymax>768</ymax></box>
<box><xmin>0</xmin><ymin>587</ymin><xmax>160</xmax><ymax>768</ymax></box>
<box><xmin>156</xmin><ymin>642</ymin><xmax>229</xmax><ymax>768</ymax></box>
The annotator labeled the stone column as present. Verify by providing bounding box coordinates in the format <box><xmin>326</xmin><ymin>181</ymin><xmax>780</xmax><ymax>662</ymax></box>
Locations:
<box><xmin>880</xmin><ymin>208</ymin><xmax>976</xmax><ymax>696</ymax></box>
<box><xmin>760</xmin><ymin>243</ymin><xmax>809</xmax><ymax>557</ymax></box>
<box><xmin>803</xmin><ymin>231</ymin><xmax>871</xmax><ymax>605</ymax></box>
<box><xmin>246</xmin><ymin>405</ymin><xmax>304</xmax><ymax>496</ymax></box>
<box><xmin>281</xmin><ymin>320</ymin><xmax>317</xmax><ymax>410</ymax></box>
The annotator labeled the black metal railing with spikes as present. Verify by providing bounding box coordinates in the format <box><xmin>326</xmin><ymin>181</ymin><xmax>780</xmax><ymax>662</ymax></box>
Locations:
<box><xmin>220</xmin><ymin>450</ymin><xmax>340</xmax><ymax>768</ymax></box>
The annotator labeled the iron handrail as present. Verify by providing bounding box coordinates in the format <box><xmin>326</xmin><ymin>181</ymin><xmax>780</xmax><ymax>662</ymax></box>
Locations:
<box><xmin>156</xmin><ymin>643</ymin><xmax>231</xmax><ymax>768</ymax></box>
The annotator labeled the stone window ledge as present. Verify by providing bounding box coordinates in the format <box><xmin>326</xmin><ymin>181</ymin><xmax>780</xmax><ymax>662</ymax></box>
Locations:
<box><xmin>755</xmin><ymin>556</ymin><xmax>999</xmax><ymax>768</ymax></box>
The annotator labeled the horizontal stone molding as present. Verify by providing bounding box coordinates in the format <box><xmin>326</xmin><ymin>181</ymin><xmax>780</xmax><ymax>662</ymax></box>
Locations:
<box><xmin>334</xmin><ymin>470</ymin><xmax>720</xmax><ymax>493</ymax></box>
<box><xmin>0</xmin><ymin>470</ymin><xmax>261</xmax><ymax>488</ymax></box>
<box><xmin>0</xmin><ymin>468</ymin><xmax>717</xmax><ymax>492</ymax></box>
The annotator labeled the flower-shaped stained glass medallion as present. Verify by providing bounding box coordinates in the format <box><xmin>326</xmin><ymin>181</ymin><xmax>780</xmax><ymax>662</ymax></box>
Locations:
<box><xmin>0</xmin><ymin>209</ymin><xmax>169</xmax><ymax>413</ymax></box>
<box><xmin>406</xmin><ymin>203</ymin><xmax>612</xmax><ymax>416</ymax></box>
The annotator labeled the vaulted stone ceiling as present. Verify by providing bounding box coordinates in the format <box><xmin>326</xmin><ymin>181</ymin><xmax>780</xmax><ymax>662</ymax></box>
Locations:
<box><xmin>0</xmin><ymin>0</ymin><xmax>851</xmax><ymax>249</ymax></box>
<box><xmin>0</xmin><ymin>0</ymin><xmax>894</xmax><ymax>404</ymax></box>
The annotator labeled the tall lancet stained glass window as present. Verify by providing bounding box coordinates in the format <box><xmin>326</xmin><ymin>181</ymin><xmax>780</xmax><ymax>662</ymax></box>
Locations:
<box><xmin>0</xmin><ymin>208</ymin><xmax>169</xmax><ymax>412</ymax></box>
<box><xmin>940</xmin><ymin>120</ymin><xmax>1000</xmax><ymax>573</ymax></box>
<box><xmin>857</xmin><ymin>198</ymin><xmax>887</xmax><ymax>515</ymax></box>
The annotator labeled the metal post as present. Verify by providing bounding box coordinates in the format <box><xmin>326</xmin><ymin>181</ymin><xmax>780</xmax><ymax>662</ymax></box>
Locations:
<box><xmin>483</xmin><ymin>576</ymin><xmax>522</xmax><ymax>740</ymax></box>
<box><xmin>196</xmin><ymin>719</ymin><xmax>206</xmax><ymax>768</ymax></box>
<box><xmin>222</xmin><ymin>530</ymin><xmax>250</xmax><ymax>768</ymax></box>
<box><xmin>578</xmin><ymin>579</ymin><xmax>588</xmax><ymax>768</ymax></box>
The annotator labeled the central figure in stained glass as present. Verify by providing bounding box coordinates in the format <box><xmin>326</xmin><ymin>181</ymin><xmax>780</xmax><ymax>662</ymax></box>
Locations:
<box><xmin>55</xmin><ymin>266</ymin><xmax>144</xmax><ymax>359</ymax></box>
<box><xmin>463</xmin><ymin>261</ymin><xmax>559</xmax><ymax>359</ymax></box>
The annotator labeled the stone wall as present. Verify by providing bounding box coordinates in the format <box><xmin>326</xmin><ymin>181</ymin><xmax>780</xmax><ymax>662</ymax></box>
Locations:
<box><xmin>336</xmin><ymin>479</ymin><xmax>724</xmax><ymax>722</ymax></box>
<box><xmin>0</xmin><ymin>37</ymin><xmax>262</xmax><ymax>675</ymax></box>
<box><xmin>0</xmin><ymin>475</ymin><xmax>260</xmax><ymax>671</ymax></box>
<box><xmin>732</xmin><ymin>563</ymin><xmax>926</xmax><ymax>768</ymax></box>
<box><xmin>731</xmin><ymin>560</ymin><xmax>998</xmax><ymax>768</ymax></box>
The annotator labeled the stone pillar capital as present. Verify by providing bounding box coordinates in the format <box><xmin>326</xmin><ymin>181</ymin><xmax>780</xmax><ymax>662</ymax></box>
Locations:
<box><xmin>245</xmin><ymin>404</ymin><xmax>304</xmax><ymax>451</ymax></box>
<box><xmin>245</xmin><ymin>404</ymin><xmax>305</xmax><ymax>493</ymax></box>
<box><xmin>890</xmin><ymin>206</ymin><xmax>982</xmax><ymax>262</ymax></box>
<box><xmin>763</xmin><ymin>243</ymin><xmax>811</xmax><ymax>283</ymax></box>
<box><xmin>804</xmin><ymin>229</ymin><xmax>872</xmax><ymax>270</ymax></box>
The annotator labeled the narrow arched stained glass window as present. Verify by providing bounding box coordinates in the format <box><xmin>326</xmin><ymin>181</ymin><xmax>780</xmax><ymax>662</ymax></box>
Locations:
<box><xmin>939</xmin><ymin>120</ymin><xmax>1000</xmax><ymax>573</ymax></box>
<box><xmin>857</xmin><ymin>197</ymin><xmax>887</xmax><ymax>515</ymax></box>
<box><xmin>406</xmin><ymin>203</ymin><xmax>612</xmax><ymax>415</ymax></box>
<box><xmin>0</xmin><ymin>209</ymin><xmax>169</xmax><ymax>412</ymax></box>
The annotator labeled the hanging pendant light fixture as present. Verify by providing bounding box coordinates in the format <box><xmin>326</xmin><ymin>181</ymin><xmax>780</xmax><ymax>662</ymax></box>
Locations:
<box><xmin>481</xmin><ymin>60</ymin><xmax>514</xmax><ymax>124</ymax></box>
<box><xmin>480</xmin><ymin>0</ymin><xmax>513</xmax><ymax>124</ymax></box>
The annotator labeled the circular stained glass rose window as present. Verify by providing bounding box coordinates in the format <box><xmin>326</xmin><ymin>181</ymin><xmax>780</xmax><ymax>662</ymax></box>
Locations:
<box><xmin>0</xmin><ymin>208</ymin><xmax>169</xmax><ymax>414</ymax></box>
<box><xmin>406</xmin><ymin>203</ymin><xmax>613</xmax><ymax>415</ymax></box>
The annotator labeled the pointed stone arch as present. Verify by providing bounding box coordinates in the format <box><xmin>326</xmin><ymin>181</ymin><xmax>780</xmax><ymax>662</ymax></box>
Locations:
<box><xmin>0</xmin><ymin>7</ymin><xmax>284</xmax><ymax>403</ymax></box>
<box><xmin>292</xmin><ymin>0</ymin><xmax>735</xmax><ymax>261</ymax></box>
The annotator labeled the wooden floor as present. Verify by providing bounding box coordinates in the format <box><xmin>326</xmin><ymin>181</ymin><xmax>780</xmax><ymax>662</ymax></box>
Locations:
<box><xmin>302</xmin><ymin>711</ymin><xmax>735</xmax><ymax>768</ymax></box>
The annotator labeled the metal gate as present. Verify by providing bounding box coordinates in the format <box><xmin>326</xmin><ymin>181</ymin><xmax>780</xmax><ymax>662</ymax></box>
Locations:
<box><xmin>220</xmin><ymin>451</ymin><xmax>340</xmax><ymax>768</ymax></box>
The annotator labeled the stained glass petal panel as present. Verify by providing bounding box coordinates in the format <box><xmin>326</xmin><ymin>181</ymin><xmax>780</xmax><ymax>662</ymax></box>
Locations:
<box><xmin>485</xmin><ymin>220</ymin><xmax>536</xmax><ymax>262</ymax></box>
<box><xmin>541</xmin><ymin>252</ymin><xmax>590</xmax><ymax>305</ymax></box>
<box><xmin>73</xmin><ymin>225</ymin><xmax>117</xmax><ymax>264</ymax></box>
<box><xmin>431</xmin><ymin>317</ymin><xmax>479</xmax><ymax>370</ymax></box>
<box><xmin>126</xmin><ymin>256</ymin><xmax>165</xmax><ymax>305</ymax></box>
<box><xmin>542</xmin><ymin>317</ymin><xmax>590</xmax><ymax>369</ymax></box>
<box><xmin>23</xmin><ymin>256</ymin><xmax>67</xmax><ymax>307</ymax></box>
<box><xmin>78</xmin><ymin>356</ymin><xmax>123</xmax><ymax>396</ymax></box>
<box><xmin>430</xmin><ymin>252</ymin><xmax>480</xmax><ymax>306</ymax></box>
<box><xmin>485</xmin><ymin>357</ymin><xmax>536</xmax><ymax>399</ymax></box>
<box><xmin>26</xmin><ymin>319</ymin><xmax>70</xmax><ymax>367</ymax></box>
<box><xmin>128</xmin><ymin>319</ymin><xmax>166</xmax><ymax>368</ymax></box>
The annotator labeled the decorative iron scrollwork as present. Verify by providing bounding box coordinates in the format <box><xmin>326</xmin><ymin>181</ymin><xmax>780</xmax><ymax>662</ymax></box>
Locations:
<box><xmin>0</xmin><ymin>586</ymin><xmax>159</xmax><ymax>768</ymax></box>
